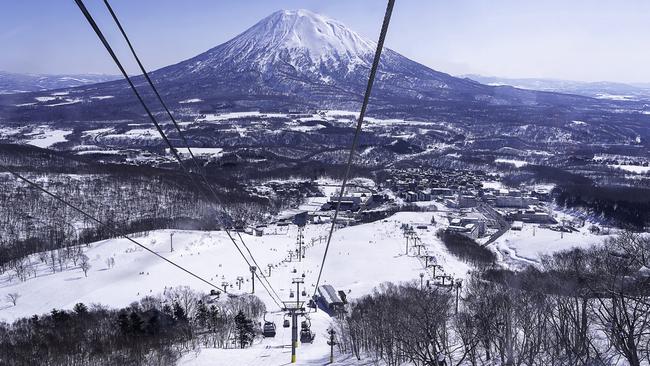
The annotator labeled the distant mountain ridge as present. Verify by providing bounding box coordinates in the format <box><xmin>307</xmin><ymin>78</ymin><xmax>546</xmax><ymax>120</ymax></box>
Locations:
<box><xmin>0</xmin><ymin>9</ymin><xmax>611</xmax><ymax>119</ymax></box>
<box><xmin>0</xmin><ymin>71</ymin><xmax>119</xmax><ymax>95</ymax></box>
<box><xmin>0</xmin><ymin>9</ymin><xmax>648</xmax><ymax>147</ymax></box>
<box><xmin>463</xmin><ymin>74</ymin><xmax>650</xmax><ymax>101</ymax></box>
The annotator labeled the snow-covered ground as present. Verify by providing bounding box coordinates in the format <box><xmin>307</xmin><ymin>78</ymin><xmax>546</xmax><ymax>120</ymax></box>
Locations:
<box><xmin>494</xmin><ymin>158</ymin><xmax>528</xmax><ymax>168</ymax></box>
<box><xmin>489</xmin><ymin>222</ymin><xmax>607</xmax><ymax>265</ymax></box>
<box><xmin>197</xmin><ymin>111</ymin><xmax>288</xmax><ymax>122</ymax></box>
<box><xmin>609</xmin><ymin>164</ymin><xmax>650</xmax><ymax>174</ymax></box>
<box><xmin>104</xmin><ymin>128</ymin><xmax>161</xmax><ymax>140</ymax></box>
<box><xmin>25</xmin><ymin>128</ymin><xmax>73</xmax><ymax>148</ymax></box>
<box><xmin>179</xmin><ymin>98</ymin><xmax>203</xmax><ymax>104</ymax></box>
<box><xmin>0</xmin><ymin>212</ymin><xmax>470</xmax><ymax>364</ymax></box>
<box><xmin>167</xmin><ymin>147</ymin><xmax>225</xmax><ymax>157</ymax></box>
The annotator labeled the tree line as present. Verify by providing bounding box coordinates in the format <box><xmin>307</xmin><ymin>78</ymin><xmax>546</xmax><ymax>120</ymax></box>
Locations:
<box><xmin>0</xmin><ymin>287</ymin><xmax>265</xmax><ymax>366</ymax></box>
<box><xmin>337</xmin><ymin>232</ymin><xmax>650</xmax><ymax>366</ymax></box>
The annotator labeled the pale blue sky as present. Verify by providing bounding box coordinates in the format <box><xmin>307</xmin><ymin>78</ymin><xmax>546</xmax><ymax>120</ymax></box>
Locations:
<box><xmin>2</xmin><ymin>1</ymin><xmax>650</xmax><ymax>83</ymax></box>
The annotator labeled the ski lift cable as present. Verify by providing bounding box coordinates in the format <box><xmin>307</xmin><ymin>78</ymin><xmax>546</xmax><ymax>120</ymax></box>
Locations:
<box><xmin>235</xmin><ymin>231</ymin><xmax>283</xmax><ymax>304</ymax></box>
<box><xmin>102</xmin><ymin>0</ymin><xmax>203</xmax><ymax>176</ymax></box>
<box><xmin>0</xmin><ymin>164</ymin><xmax>226</xmax><ymax>293</ymax></box>
<box><xmin>103</xmin><ymin>0</ymin><xmax>284</xmax><ymax>310</ymax></box>
<box><xmin>311</xmin><ymin>0</ymin><xmax>395</xmax><ymax>298</ymax></box>
<box><xmin>73</xmin><ymin>0</ymin><xmax>285</xmax><ymax>310</ymax></box>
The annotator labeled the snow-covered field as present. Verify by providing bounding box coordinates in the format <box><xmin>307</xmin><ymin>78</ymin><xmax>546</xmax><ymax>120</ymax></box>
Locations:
<box><xmin>494</xmin><ymin>158</ymin><xmax>528</xmax><ymax>168</ymax></box>
<box><xmin>197</xmin><ymin>111</ymin><xmax>288</xmax><ymax>122</ymax></box>
<box><xmin>179</xmin><ymin>98</ymin><xmax>203</xmax><ymax>104</ymax></box>
<box><xmin>168</xmin><ymin>147</ymin><xmax>225</xmax><ymax>157</ymax></box>
<box><xmin>0</xmin><ymin>212</ymin><xmax>470</xmax><ymax>364</ymax></box>
<box><xmin>104</xmin><ymin>128</ymin><xmax>160</xmax><ymax>140</ymax></box>
<box><xmin>490</xmin><ymin>222</ymin><xmax>607</xmax><ymax>265</ymax></box>
<box><xmin>609</xmin><ymin>164</ymin><xmax>650</xmax><ymax>174</ymax></box>
<box><xmin>25</xmin><ymin>127</ymin><xmax>73</xmax><ymax>148</ymax></box>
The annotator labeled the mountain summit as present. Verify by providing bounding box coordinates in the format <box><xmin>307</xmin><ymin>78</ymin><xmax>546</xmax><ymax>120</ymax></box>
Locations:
<box><xmin>1</xmin><ymin>9</ymin><xmax>616</xmax><ymax>121</ymax></box>
<box><xmin>150</xmin><ymin>8</ymin><xmax>487</xmax><ymax>110</ymax></box>
<box><xmin>190</xmin><ymin>9</ymin><xmax>377</xmax><ymax>73</ymax></box>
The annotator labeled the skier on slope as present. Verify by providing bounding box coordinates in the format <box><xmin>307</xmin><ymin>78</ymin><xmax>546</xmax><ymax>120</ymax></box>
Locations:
<box><xmin>437</xmin><ymin>351</ymin><xmax>447</xmax><ymax>366</ymax></box>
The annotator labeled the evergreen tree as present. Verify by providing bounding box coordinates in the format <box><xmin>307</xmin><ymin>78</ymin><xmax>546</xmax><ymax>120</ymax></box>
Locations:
<box><xmin>129</xmin><ymin>311</ymin><xmax>144</xmax><ymax>334</ymax></box>
<box><xmin>195</xmin><ymin>301</ymin><xmax>208</xmax><ymax>329</ymax></box>
<box><xmin>73</xmin><ymin>302</ymin><xmax>88</xmax><ymax>316</ymax></box>
<box><xmin>143</xmin><ymin>310</ymin><xmax>160</xmax><ymax>335</ymax></box>
<box><xmin>234</xmin><ymin>311</ymin><xmax>255</xmax><ymax>349</ymax></box>
<box><xmin>173</xmin><ymin>301</ymin><xmax>187</xmax><ymax>322</ymax></box>
<box><xmin>117</xmin><ymin>312</ymin><xmax>130</xmax><ymax>335</ymax></box>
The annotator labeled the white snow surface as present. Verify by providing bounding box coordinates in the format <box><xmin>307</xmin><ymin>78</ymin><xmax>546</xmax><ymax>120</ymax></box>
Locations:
<box><xmin>495</xmin><ymin>158</ymin><xmax>528</xmax><ymax>168</ymax></box>
<box><xmin>25</xmin><ymin>128</ymin><xmax>73</xmax><ymax>148</ymax></box>
<box><xmin>609</xmin><ymin>164</ymin><xmax>650</xmax><ymax>174</ymax></box>
<box><xmin>1</xmin><ymin>213</ymin><xmax>468</xmax><ymax>322</ymax></box>
<box><xmin>105</xmin><ymin>128</ymin><xmax>160</xmax><ymax>140</ymax></box>
<box><xmin>198</xmin><ymin>111</ymin><xmax>288</xmax><ymax>122</ymax></box>
<box><xmin>168</xmin><ymin>147</ymin><xmax>224</xmax><ymax>157</ymax></box>
<box><xmin>193</xmin><ymin>9</ymin><xmax>377</xmax><ymax>74</ymax></box>
<box><xmin>490</xmin><ymin>223</ymin><xmax>607</xmax><ymax>264</ymax></box>
<box><xmin>0</xmin><ymin>205</ymin><xmax>613</xmax><ymax>364</ymax></box>
<box><xmin>179</xmin><ymin>98</ymin><xmax>203</xmax><ymax>104</ymax></box>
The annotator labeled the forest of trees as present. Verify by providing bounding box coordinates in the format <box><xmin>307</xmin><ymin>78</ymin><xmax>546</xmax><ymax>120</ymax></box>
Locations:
<box><xmin>338</xmin><ymin>232</ymin><xmax>650</xmax><ymax>366</ymax></box>
<box><xmin>0</xmin><ymin>287</ymin><xmax>265</xmax><ymax>366</ymax></box>
<box><xmin>436</xmin><ymin>230</ymin><xmax>496</xmax><ymax>267</ymax></box>
<box><xmin>0</xmin><ymin>144</ymin><xmax>288</xmax><ymax>272</ymax></box>
<box><xmin>554</xmin><ymin>183</ymin><xmax>650</xmax><ymax>230</ymax></box>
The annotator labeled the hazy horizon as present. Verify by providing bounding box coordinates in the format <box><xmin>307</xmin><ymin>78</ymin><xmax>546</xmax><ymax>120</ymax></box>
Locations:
<box><xmin>2</xmin><ymin>0</ymin><xmax>650</xmax><ymax>84</ymax></box>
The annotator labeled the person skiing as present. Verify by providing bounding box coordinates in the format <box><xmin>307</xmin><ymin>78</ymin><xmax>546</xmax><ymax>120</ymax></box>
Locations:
<box><xmin>437</xmin><ymin>351</ymin><xmax>447</xmax><ymax>366</ymax></box>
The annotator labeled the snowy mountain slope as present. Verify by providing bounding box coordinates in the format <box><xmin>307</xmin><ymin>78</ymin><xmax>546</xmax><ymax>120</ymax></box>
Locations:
<box><xmin>0</xmin><ymin>212</ymin><xmax>468</xmax><ymax>364</ymax></box>
<box><xmin>463</xmin><ymin>74</ymin><xmax>650</xmax><ymax>101</ymax></box>
<box><xmin>185</xmin><ymin>9</ymin><xmax>377</xmax><ymax>73</ymax></box>
<box><xmin>0</xmin><ymin>9</ymin><xmax>625</xmax><ymax>124</ymax></box>
<box><xmin>0</xmin><ymin>212</ymin><xmax>467</xmax><ymax>321</ymax></box>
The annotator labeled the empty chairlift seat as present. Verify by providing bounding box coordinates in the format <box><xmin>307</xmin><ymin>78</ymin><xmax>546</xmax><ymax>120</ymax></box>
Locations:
<box><xmin>262</xmin><ymin>321</ymin><xmax>276</xmax><ymax>337</ymax></box>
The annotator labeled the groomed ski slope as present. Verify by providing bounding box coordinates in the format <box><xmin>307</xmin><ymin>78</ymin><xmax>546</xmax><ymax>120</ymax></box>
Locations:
<box><xmin>0</xmin><ymin>212</ymin><xmax>470</xmax><ymax>365</ymax></box>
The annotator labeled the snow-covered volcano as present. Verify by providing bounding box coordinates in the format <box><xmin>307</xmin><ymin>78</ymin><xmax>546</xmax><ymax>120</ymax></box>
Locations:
<box><xmin>0</xmin><ymin>8</ymin><xmax>623</xmax><ymax>122</ymax></box>
<box><xmin>154</xmin><ymin>7</ymin><xmax>466</xmax><ymax>107</ymax></box>
<box><xmin>190</xmin><ymin>9</ymin><xmax>377</xmax><ymax>73</ymax></box>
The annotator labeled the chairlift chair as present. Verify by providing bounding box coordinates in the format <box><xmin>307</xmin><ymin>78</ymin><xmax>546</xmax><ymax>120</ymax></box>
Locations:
<box><xmin>300</xmin><ymin>320</ymin><xmax>315</xmax><ymax>343</ymax></box>
<box><xmin>262</xmin><ymin>321</ymin><xmax>276</xmax><ymax>337</ymax></box>
<box><xmin>262</xmin><ymin>313</ymin><xmax>276</xmax><ymax>337</ymax></box>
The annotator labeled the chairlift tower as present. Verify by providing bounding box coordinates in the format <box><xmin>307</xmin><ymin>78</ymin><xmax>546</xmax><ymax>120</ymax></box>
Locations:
<box><xmin>454</xmin><ymin>279</ymin><xmax>463</xmax><ymax>314</ymax></box>
<box><xmin>282</xmin><ymin>300</ymin><xmax>305</xmax><ymax>364</ymax></box>
<box><xmin>285</xmin><ymin>273</ymin><xmax>307</xmax><ymax>364</ymax></box>
<box><xmin>296</xmin><ymin>226</ymin><xmax>305</xmax><ymax>262</ymax></box>
<box><xmin>249</xmin><ymin>266</ymin><xmax>257</xmax><ymax>293</ymax></box>
<box><xmin>327</xmin><ymin>328</ymin><xmax>337</xmax><ymax>363</ymax></box>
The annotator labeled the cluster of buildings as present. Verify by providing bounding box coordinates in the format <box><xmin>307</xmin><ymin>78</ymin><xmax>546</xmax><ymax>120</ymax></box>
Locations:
<box><xmin>245</xmin><ymin>180</ymin><xmax>322</xmax><ymax>208</ymax></box>
<box><xmin>383</xmin><ymin>167</ymin><xmax>557</xmax><ymax>239</ymax></box>
<box><xmin>384</xmin><ymin>168</ymin><xmax>491</xmax><ymax>204</ymax></box>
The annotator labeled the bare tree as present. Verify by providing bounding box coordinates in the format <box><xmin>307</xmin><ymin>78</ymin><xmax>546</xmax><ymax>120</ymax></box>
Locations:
<box><xmin>589</xmin><ymin>237</ymin><xmax>650</xmax><ymax>366</ymax></box>
<box><xmin>80</xmin><ymin>254</ymin><xmax>91</xmax><ymax>277</ymax></box>
<box><xmin>6</xmin><ymin>292</ymin><xmax>20</xmax><ymax>306</ymax></box>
